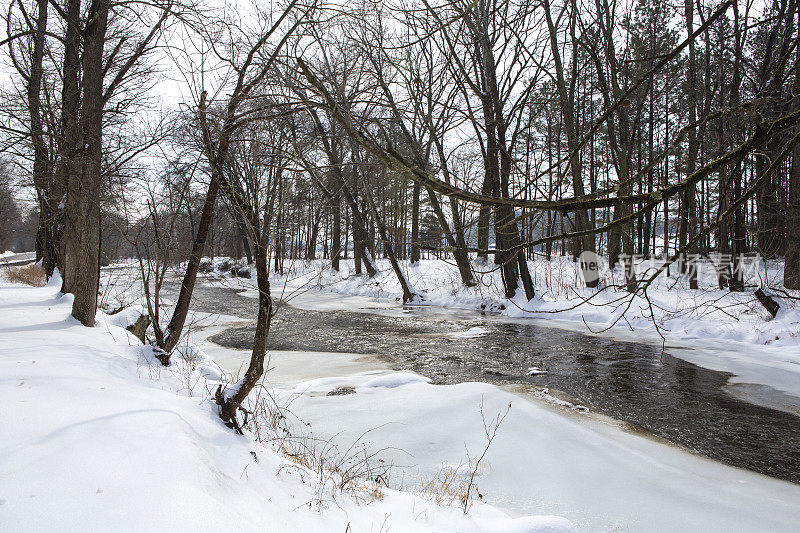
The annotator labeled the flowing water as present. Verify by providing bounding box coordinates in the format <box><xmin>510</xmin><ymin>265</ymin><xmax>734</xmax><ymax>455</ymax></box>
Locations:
<box><xmin>169</xmin><ymin>282</ymin><xmax>800</xmax><ymax>484</ymax></box>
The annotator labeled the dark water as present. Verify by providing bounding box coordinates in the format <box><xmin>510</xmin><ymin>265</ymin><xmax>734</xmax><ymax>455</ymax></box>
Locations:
<box><xmin>174</xmin><ymin>283</ymin><xmax>800</xmax><ymax>484</ymax></box>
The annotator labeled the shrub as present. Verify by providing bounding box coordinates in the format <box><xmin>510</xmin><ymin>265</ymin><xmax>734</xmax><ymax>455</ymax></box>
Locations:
<box><xmin>230</xmin><ymin>266</ymin><xmax>251</xmax><ymax>278</ymax></box>
<box><xmin>3</xmin><ymin>263</ymin><xmax>46</xmax><ymax>287</ymax></box>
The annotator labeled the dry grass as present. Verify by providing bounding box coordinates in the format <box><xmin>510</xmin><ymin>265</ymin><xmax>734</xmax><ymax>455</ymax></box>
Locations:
<box><xmin>3</xmin><ymin>263</ymin><xmax>46</xmax><ymax>287</ymax></box>
<box><xmin>245</xmin><ymin>387</ymin><xmax>391</xmax><ymax>507</ymax></box>
<box><xmin>414</xmin><ymin>400</ymin><xmax>510</xmax><ymax>513</ymax></box>
<box><xmin>415</xmin><ymin>463</ymin><xmax>474</xmax><ymax>508</ymax></box>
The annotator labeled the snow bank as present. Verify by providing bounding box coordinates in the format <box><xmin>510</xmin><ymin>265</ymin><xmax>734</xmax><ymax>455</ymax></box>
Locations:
<box><xmin>452</xmin><ymin>326</ymin><xmax>490</xmax><ymax>338</ymax></box>
<box><xmin>0</xmin><ymin>280</ymin><xmax>575</xmax><ymax>532</ymax></box>
<box><xmin>361</xmin><ymin>372</ymin><xmax>431</xmax><ymax>388</ymax></box>
<box><xmin>264</xmin><ymin>256</ymin><xmax>800</xmax><ymax>346</ymax></box>
<box><xmin>277</xmin><ymin>371</ymin><xmax>800</xmax><ymax>532</ymax></box>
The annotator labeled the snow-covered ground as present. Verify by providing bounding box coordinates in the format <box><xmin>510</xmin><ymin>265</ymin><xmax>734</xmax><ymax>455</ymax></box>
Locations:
<box><xmin>102</xmin><ymin>263</ymin><xmax>800</xmax><ymax>531</ymax></box>
<box><xmin>274</xmin><ymin>371</ymin><xmax>800</xmax><ymax>532</ymax></box>
<box><xmin>0</xmin><ymin>278</ymin><xmax>574</xmax><ymax>532</ymax></box>
<box><xmin>266</xmin><ymin>256</ymin><xmax>799</xmax><ymax>344</ymax></box>
<box><xmin>8</xmin><ymin>261</ymin><xmax>796</xmax><ymax>531</ymax></box>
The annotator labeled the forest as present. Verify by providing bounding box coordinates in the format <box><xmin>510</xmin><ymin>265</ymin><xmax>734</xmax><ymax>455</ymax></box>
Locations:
<box><xmin>2</xmin><ymin>0</ymin><xmax>799</xmax><ymax>425</ymax></box>
<box><xmin>1</xmin><ymin>0</ymin><xmax>800</xmax><ymax>529</ymax></box>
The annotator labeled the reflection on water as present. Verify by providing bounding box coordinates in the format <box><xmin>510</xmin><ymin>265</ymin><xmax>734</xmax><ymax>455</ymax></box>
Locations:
<box><xmin>173</xmin><ymin>283</ymin><xmax>800</xmax><ymax>484</ymax></box>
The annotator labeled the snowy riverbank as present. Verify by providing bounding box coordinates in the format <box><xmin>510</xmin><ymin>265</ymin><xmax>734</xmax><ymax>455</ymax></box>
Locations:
<box><xmin>181</xmin><ymin>281</ymin><xmax>800</xmax><ymax>531</ymax></box>
<box><xmin>263</xmin><ymin>256</ymin><xmax>799</xmax><ymax>344</ymax></box>
<box><xmin>6</xmin><ymin>271</ymin><xmax>800</xmax><ymax>530</ymax></box>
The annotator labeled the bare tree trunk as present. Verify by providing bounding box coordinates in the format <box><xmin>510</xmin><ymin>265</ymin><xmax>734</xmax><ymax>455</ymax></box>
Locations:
<box><xmin>544</xmin><ymin>0</ymin><xmax>598</xmax><ymax>288</ymax></box>
<box><xmin>364</xmin><ymin>181</ymin><xmax>416</xmax><ymax>302</ymax></box>
<box><xmin>448</xmin><ymin>196</ymin><xmax>475</xmax><ymax>286</ymax></box>
<box><xmin>241</xmin><ymin>229</ymin><xmax>253</xmax><ymax>263</ymax></box>
<box><xmin>410</xmin><ymin>181</ymin><xmax>420</xmax><ymax>263</ymax></box>
<box><xmin>353</xmin><ymin>214</ymin><xmax>363</xmax><ymax>275</ymax></box>
<box><xmin>307</xmin><ymin>209</ymin><xmax>324</xmax><ymax>260</ymax></box>
<box><xmin>728</xmin><ymin>2</ymin><xmax>746</xmax><ymax>293</ymax></box>
<box><xmin>26</xmin><ymin>0</ymin><xmax>58</xmax><ymax>277</ymax></box>
<box><xmin>754</xmin><ymin>0</ymin><xmax>795</xmax><ymax>260</ymax></box>
<box><xmin>217</xmin><ymin>237</ymin><xmax>272</xmax><ymax>429</ymax></box>
<box><xmin>476</xmin><ymin>176</ymin><xmax>492</xmax><ymax>263</ymax></box>
<box><xmin>785</xmin><ymin>23</ymin><xmax>800</xmax><ymax>289</ymax></box>
<box><xmin>63</xmin><ymin>0</ymin><xmax>108</xmax><ymax>326</ymax></box>
<box><xmin>586</xmin><ymin>0</ymin><xmax>635</xmax><ymax>292</ymax></box>
<box><xmin>345</xmin><ymin>192</ymin><xmax>376</xmax><ymax>276</ymax></box>
<box><xmin>331</xmin><ymin>192</ymin><xmax>341</xmax><ymax>270</ymax></box>
<box><xmin>162</xmin><ymin>179</ymin><xmax>219</xmax><ymax>353</ymax></box>
<box><xmin>757</xmin><ymin>136</ymin><xmax>785</xmax><ymax>259</ymax></box>
<box><xmin>476</xmin><ymin>21</ymin><xmax>519</xmax><ymax>298</ymax></box>
<box><xmin>56</xmin><ymin>0</ymin><xmax>81</xmax><ymax>290</ymax></box>
<box><xmin>680</xmin><ymin>0</ymin><xmax>699</xmax><ymax>289</ymax></box>
<box><xmin>162</xmin><ymin>88</ymin><xmax>236</xmax><ymax>355</ymax></box>
<box><xmin>427</xmin><ymin>187</ymin><xmax>474</xmax><ymax>286</ymax></box>
<box><xmin>787</xmin><ymin>136</ymin><xmax>800</xmax><ymax>289</ymax></box>
<box><xmin>275</xmin><ymin>178</ymin><xmax>284</xmax><ymax>274</ymax></box>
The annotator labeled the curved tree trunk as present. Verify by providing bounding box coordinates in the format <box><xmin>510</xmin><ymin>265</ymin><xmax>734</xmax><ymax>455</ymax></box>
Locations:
<box><xmin>217</xmin><ymin>238</ymin><xmax>272</xmax><ymax>430</ymax></box>
<box><xmin>161</xmin><ymin>179</ymin><xmax>219</xmax><ymax>354</ymax></box>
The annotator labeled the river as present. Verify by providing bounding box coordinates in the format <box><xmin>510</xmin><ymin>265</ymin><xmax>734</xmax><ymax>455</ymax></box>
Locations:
<box><xmin>165</xmin><ymin>281</ymin><xmax>800</xmax><ymax>484</ymax></box>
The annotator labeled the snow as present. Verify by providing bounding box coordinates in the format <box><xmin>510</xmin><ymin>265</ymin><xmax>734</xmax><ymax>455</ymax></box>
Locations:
<box><xmin>361</xmin><ymin>372</ymin><xmax>431</xmax><ymax>388</ymax></box>
<box><xmin>16</xmin><ymin>262</ymin><xmax>799</xmax><ymax>531</ymax></box>
<box><xmin>452</xmin><ymin>326</ymin><xmax>491</xmax><ymax>338</ymax></box>
<box><xmin>271</xmin><ymin>371</ymin><xmax>800</xmax><ymax>532</ymax></box>
<box><xmin>526</xmin><ymin>366</ymin><xmax>548</xmax><ymax>375</ymax></box>
<box><xmin>0</xmin><ymin>278</ymin><xmax>576</xmax><ymax>532</ymax></box>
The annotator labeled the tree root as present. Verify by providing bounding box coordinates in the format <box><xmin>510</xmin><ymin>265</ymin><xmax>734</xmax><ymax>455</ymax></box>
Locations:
<box><xmin>215</xmin><ymin>384</ymin><xmax>251</xmax><ymax>434</ymax></box>
<box><xmin>152</xmin><ymin>346</ymin><xmax>170</xmax><ymax>367</ymax></box>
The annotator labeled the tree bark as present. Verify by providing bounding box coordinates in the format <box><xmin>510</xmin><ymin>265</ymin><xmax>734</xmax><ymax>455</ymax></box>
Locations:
<box><xmin>64</xmin><ymin>0</ymin><xmax>108</xmax><ymax>326</ymax></box>
<box><xmin>26</xmin><ymin>0</ymin><xmax>58</xmax><ymax>277</ymax></box>
<box><xmin>331</xmin><ymin>192</ymin><xmax>341</xmax><ymax>270</ymax></box>
<box><xmin>56</xmin><ymin>0</ymin><xmax>81</xmax><ymax>290</ymax></box>
<box><xmin>217</xmin><ymin>237</ymin><xmax>272</xmax><ymax>429</ymax></box>
<box><xmin>162</xmin><ymin>179</ymin><xmax>219</xmax><ymax>353</ymax></box>
<box><xmin>410</xmin><ymin>181</ymin><xmax>420</xmax><ymax>263</ymax></box>
<box><xmin>681</xmin><ymin>0</ymin><xmax>699</xmax><ymax>289</ymax></box>
<box><xmin>787</xmin><ymin>140</ymin><xmax>800</xmax><ymax>289</ymax></box>
<box><xmin>476</xmin><ymin>175</ymin><xmax>492</xmax><ymax>263</ymax></box>
<box><xmin>785</xmin><ymin>21</ymin><xmax>800</xmax><ymax>289</ymax></box>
